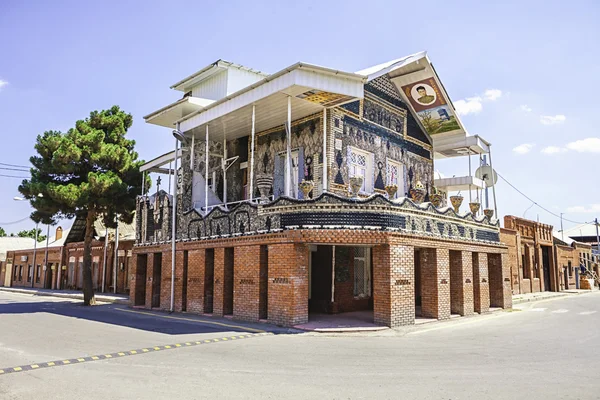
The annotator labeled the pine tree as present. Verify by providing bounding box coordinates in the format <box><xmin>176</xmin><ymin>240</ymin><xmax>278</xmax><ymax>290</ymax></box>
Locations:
<box><xmin>19</xmin><ymin>106</ymin><xmax>148</xmax><ymax>305</ymax></box>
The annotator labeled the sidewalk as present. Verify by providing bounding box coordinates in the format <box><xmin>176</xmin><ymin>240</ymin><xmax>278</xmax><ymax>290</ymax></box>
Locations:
<box><xmin>512</xmin><ymin>289</ymin><xmax>596</xmax><ymax>305</ymax></box>
<box><xmin>0</xmin><ymin>286</ymin><xmax>129</xmax><ymax>304</ymax></box>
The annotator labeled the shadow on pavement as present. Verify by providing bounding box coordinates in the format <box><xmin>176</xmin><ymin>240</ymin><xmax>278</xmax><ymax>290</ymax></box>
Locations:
<box><xmin>0</xmin><ymin>299</ymin><xmax>296</xmax><ymax>336</ymax></box>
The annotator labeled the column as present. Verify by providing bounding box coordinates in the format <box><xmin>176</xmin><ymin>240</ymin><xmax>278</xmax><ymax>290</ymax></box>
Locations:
<box><xmin>173</xmin><ymin>250</ymin><xmax>185</xmax><ymax>312</ymax></box>
<box><xmin>472</xmin><ymin>253</ymin><xmax>490</xmax><ymax>314</ymax></box>
<box><xmin>213</xmin><ymin>248</ymin><xmax>225</xmax><ymax>316</ymax></box>
<box><xmin>267</xmin><ymin>243</ymin><xmax>308</xmax><ymax>327</ymax></box>
<box><xmin>420</xmin><ymin>248</ymin><xmax>451</xmax><ymax>320</ymax></box>
<box><xmin>186</xmin><ymin>249</ymin><xmax>206</xmax><ymax>314</ymax></box>
<box><xmin>145</xmin><ymin>254</ymin><xmax>155</xmax><ymax>309</ymax></box>
<box><xmin>233</xmin><ymin>245</ymin><xmax>261</xmax><ymax>322</ymax></box>
<box><xmin>373</xmin><ymin>244</ymin><xmax>415</xmax><ymax>327</ymax></box>
<box><xmin>488</xmin><ymin>253</ymin><xmax>512</xmax><ymax>309</ymax></box>
<box><xmin>449</xmin><ymin>250</ymin><xmax>474</xmax><ymax>316</ymax></box>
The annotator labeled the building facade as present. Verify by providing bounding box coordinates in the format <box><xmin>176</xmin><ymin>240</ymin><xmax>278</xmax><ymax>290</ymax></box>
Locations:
<box><xmin>501</xmin><ymin>216</ymin><xmax>557</xmax><ymax>294</ymax></box>
<box><xmin>132</xmin><ymin>54</ymin><xmax>511</xmax><ymax>328</ymax></box>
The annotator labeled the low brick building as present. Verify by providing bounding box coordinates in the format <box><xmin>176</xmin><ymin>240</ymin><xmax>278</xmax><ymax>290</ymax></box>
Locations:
<box><xmin>4</xmin><ymin>219</ymin><xmax>135</xmax><ymax>295</ymax></box>
<box><xmin>502</xmin><ymin>216</ymin><xmax>557</xmax><ymax>294</ymax></box>
<box><xmin>131</xmin><ymin>54</ymin><xmax>511</xmax><ymax>328</ymax></box>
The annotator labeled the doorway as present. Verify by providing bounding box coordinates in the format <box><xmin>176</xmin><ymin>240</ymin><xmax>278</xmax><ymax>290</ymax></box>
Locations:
<box><xmin>542</xmin><ymin>246</ymin><xmax>551</xmax><ymax>291</ymax></box>
<box><xmin>204</xmin><ymin>249</ymin><xmax>214</xmax><ymax>313</ymax></box>
<box><xmin>223</xmin><ymin>248</ymin><xmax>234</xmax><ymax>315</ymax></box>
<box><xmin>259</xmin><ymin>245</ymin><xmax>268</xmax><ymax>320</ymax></box>
<box><xmin>414</xmin><ymin>249</ymin><xmax>422</xmax><ymax>316</ymax></box>
<box><xmin>309</xmin><ymin>245</ymin><xmax>332</xmax><ymax>314</ymax></box>
<box><xmin>182</xmin><ymin>251</ymin><xmax>188</xmax><ymax>312</ymax></box>
<box><xmin>151</xmin><ymin>253</ymin><xmax>162</xmax><ymax>308</ymax></box>
<box><xmin>135</xmin><ymin>254</ymin><xmax>147</xmax><ymax>306</ymax></box>
<box><xmin>45</xmin><ymin>264</ymin><xmax>54</xmax><ymax>289</ymax></box>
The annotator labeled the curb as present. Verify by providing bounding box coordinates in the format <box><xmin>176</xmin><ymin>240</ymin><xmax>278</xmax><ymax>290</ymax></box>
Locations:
<box><xmin>0</xmin><ymin>287</ymin><xmax>129</xmax><ymax>305</ymax></box>
<box><xmin>512</xmin><ymin>294</ymin><xmax>568</xmax><ymax>305</ymax></box>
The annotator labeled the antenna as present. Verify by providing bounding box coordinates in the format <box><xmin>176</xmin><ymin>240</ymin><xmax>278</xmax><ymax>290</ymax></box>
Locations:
<box><xmin>474</xmin><ymin>165</ymin><xmax>498</xmax><ymax>188</ymax></box>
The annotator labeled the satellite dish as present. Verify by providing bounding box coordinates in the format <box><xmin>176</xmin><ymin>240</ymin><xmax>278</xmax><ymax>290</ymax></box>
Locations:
<box><xmin>475</xmin><ymin>165</ymin><xmax>498</xmax><ymax>187</ymax></box>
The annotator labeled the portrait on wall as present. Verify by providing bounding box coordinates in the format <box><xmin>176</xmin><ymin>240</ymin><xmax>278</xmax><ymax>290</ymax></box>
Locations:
<box><xmin>401</xmin><ymin>78</ymin><xmax>446</xmax><ymax>112</ymax></box>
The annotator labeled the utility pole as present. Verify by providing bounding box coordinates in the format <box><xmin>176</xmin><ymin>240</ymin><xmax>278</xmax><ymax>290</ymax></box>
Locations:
<box><xmin>560</xmin><ymin>213</ymin><xmax>564</xmax><ymax>242</ymax></box>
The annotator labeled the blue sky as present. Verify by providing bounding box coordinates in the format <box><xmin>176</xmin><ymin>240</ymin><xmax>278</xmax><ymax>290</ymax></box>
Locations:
<box><xmin>0</xmin><ymin>0</ymin><xmax>599</xmax><ymax>234</ymax></box>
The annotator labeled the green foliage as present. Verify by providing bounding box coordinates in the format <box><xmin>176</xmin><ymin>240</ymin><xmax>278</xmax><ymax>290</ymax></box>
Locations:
<box><xmin>19</xmin><ymin>106</ymin><xmax>148</xmax><ymax>227</ymax></box>
<box><xmin>0</xmin><ymin>227</ymin><xmax>6</xmax><ymax>236</ymax></box>
<box><xmin>17</xmin><ymin>228</ymin><xmax>46</xmax><ymax>242</ymax></box>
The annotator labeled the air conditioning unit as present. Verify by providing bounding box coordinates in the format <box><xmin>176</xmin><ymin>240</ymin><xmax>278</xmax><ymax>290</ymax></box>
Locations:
<box><xmin>20</xmin><ymin>255</ymin><xmax>28</xmax><ymax>262</ymax></box>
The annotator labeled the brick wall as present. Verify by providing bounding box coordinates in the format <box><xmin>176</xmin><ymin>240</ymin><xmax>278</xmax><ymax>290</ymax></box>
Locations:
<box><xmin>472</xmin><ymin>253</ymin><xmax>490</xmax><ymax>314</ymax></box>
<box><xmin>233</xmin><ymin>245</ymin><xmax>261</xmax><ymax>321</ymax></box>
<box><xmin>373</xmin><ymin>244</ymin><xmax>415</xmax><ymax>327</ymax></box>
<box><xmin>186</xmin><ymin>249</ymin><xmax>206</xmax><ymax>313</ymax></box>
<box><xmin>267</xmin><ymin>243</ymin><xmax>308</xmax><ymax>326</ymax></box>
<box><xmin>488</xmin><ymin>253</ymin><xmax>512</xmax><ymax>308</ymax></box>
<box><xmin>420</xmin><ymin>248</ymin><xmax>450</xmax><ymax>320</ymax></box>
<box><xmin>449</xmin><ymin>250</ymin><xmax>474</xmax><ymax>316</ymax></box>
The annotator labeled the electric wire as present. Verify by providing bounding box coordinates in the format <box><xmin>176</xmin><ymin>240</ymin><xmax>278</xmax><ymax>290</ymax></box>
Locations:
<box><xmin>0</xmin><ymin>174</ymin><xmax>29</xmax><ymax>179</ymax></box>
<box><xmin>0</xmin><ymin>162</ymin><xmax>29</xmax><ymax>169</ymax></box>
<box><xmin>0</xmin><ymin>216</ymin><xmax>32</xmax><ymax>225</ymax></box>
<box><xmin>497</xmin><ymin>171</ymin><xmax>594</xmax><ymax>226</ymax></box>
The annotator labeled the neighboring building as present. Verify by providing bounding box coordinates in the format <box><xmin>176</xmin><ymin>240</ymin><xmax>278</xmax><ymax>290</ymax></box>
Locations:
<box><xmin>132</xmin><ymin>53</ymin><xmax>511</xmax><ymax>329</ymax></box>
<box><xmin>502</xmin><ymin>216</ymin><xmax>557</xmax><ymax>294</ymax></box>
<box><xmin>5</xmin><ymin>217</ymin><xmax>135</xmax><ymax>295</ymax></box>
<box><xmin>0</xmin><ymin>237</ymin><xmax>36</xmax><ymax>287</ymax></box>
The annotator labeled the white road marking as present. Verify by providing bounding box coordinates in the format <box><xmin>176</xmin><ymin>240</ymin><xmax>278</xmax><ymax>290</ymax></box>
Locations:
<box><xmin>579</xmin><ymin>311</ymin><xmax>597</xmax><ymax>315</ymax></box>
<box><xmin>552</xmin><ymin>309</ymin><xmax>569</xmax><ymax>314</ymax></box>
<box><xmin>529</xmin><ymin>308</ymin><xmax>547</xmax><ymax>312</ymax></box>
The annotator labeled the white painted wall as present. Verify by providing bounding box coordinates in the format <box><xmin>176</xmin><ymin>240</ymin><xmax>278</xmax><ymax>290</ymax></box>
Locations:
<box><xmin>191</xmin><ymin>70</ymin><xmax>228</xmax><ymax>100</ymax></box>
<box><xmin>226</xmin><ymin>68</ymin><xmax>264</xmax><ymax>95</ymax></box>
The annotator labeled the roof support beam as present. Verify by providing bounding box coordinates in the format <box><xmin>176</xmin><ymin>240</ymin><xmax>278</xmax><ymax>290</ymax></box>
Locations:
<box><xmin>285</xmin><ymin>96</ymin><xmax>292</xmax><ymax>197</ymax></box>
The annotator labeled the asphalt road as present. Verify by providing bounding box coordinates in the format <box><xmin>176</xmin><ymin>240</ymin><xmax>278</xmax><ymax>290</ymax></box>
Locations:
<box><xmin>1</xmin><ymin>291</ymin><xmax>599</xmax><ymax>400</ymax></box>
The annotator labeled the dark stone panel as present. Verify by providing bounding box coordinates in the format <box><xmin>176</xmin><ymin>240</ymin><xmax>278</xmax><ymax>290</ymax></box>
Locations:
<box><xmin>281</xmin><ymin>212</ymin><xmax>406</xmax><ymax>230</ymax></box>
<box><xmin>407</xmin><ymin>112</ymin><xmax>431</xmax><ymax>146</ymax></box>
<box><xmin>341</xmin><ymin>100</ymin><xmax>360</xmax><ymax>115</ymax></box>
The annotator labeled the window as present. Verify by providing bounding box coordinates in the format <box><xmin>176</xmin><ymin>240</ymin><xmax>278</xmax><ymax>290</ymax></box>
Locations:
<box><xmin>568</xmin><ymin>261</ymin><xmax>573</xmax><ymax>277</ymax></box>
<box><xmin>18</xmin><ymin>265</ymin><xmax>23</xmax><ymax>281</ymax></box>
<box><xmin>14</xmin><ymin>265</ymin><xmax>18</xmax><ymax>281</ymax></box>
<box><xmin>349</xmin><ymin>147</ymin><xmax>373</xmax><ymax>193</ymax></box>
<box><xmin>35</xmin><ymin>265</ymin><xmax>41</xmax><ymax>283</ymax></box>
<box><xmin>353</xmin><ymin>247</ymin><xmax>371</xmax><ymax>297</ymax></box>
<box><xmin>27</xmin><ymin>265</ymin><xmax>32</xmax><ymax>282</ymax></box>
<box><xmin>386</xmin><ymin>159</ymin><xmax>405</xmax><ymax>199</ymax></box>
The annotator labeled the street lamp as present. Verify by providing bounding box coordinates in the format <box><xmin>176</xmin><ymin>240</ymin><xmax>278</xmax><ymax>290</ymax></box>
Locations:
<box><xmin>14</xmin><ymin>193</ymin><xmax>43</xmax><ymax>288</ymax></box>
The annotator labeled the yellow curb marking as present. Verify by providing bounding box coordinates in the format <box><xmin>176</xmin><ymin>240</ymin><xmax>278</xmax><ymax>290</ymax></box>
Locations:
<box><xmin>47</xmin><ymin>362</ymin><xmax>55</xmax><ymax>367</ymax></box>
<box><xmin>105</xmin><ymin>355</ymin><xmax>112</xmax><ymax>358</ymax></box>
<box><xmin>77</xmin><ymin>358</ymin><xmax>86</xmax><ymax>362</ymax></box>
<box><xmin>31</xmin><ymin>365</ymin><xmax>39</xmax><ymax>369</ymax></box>
<box><xmin>91</xmin><ymin>356</ymin><xmax>100</xmax><ymax>360</ymax></box>
<box><xmin>153</xmin><ymin>347</ymin><xmax>161</xmax><ymax>350</ymax></box>
<box><xmin>175</xmin><ymin>344</ymin><xmax>181</xmax><ymax>347</ymax></box>
<box><xmin>117</xmin><ymin>352</ymin><xmax>125</xmax><ymax>356</ymax></box>
<box><xmin>0</xmin><ymin>370</ymin><xmax>4</xmax><ymax>374</ymax></box>
<box><xmin>142</xmin><ymin>349</ymin><xmax>149</xmax><ymax>352</ymax></box>
<box><xmin>164</xmin><ymin>345</ymin><xmax>171</xmax><ymax>349</ymax></box>
<box><xmin>62</xmin><ymin>360</ymin><xmax>70</xmax><ymax>365</ymax></box>
<box><xmin>116</xmin><ymin>308</ymin><xmax>265</xmax><ymax>333</ymax></box>
<box><xmin>13</xmin><ymin>367</ymin><xmax>22</xmax><ymax>372</ymax></box>
<box><xmin>185</xmin><ymin>342</ymin><xmax>192</xmax><ymax>346</ymax></box>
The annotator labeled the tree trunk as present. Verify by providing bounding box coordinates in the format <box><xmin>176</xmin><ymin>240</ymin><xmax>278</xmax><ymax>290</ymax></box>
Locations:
<box><xmin>82</xmin><ymin>210</ymin><xmax>97</xmax><ymax>306</ymax></box>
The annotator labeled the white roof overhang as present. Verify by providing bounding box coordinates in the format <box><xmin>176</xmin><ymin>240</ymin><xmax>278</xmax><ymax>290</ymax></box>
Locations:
<box><xmin>433</xmin><ymin>134</ymin><xmax>490</xmax><ymax>159</ymax></box>
<box><xmin>144</xmin><ymin>97</ymin><xmax>214</xmax><ymax>128</ymax></box>
<box><xmin>357</xmin><ymin>52</ymin><xmax>482</xmax><ymax>157</ymax></box>
<box><xmin>178</xmin><ymin>63</ymin><xmax>366</xmax><ymax>142</ymax></box>
<box><xmin>434</xmin><ymin>176</ymin><xmax>486</xmax><ymax>192</ymax></box>
<box><xmin>140</xmin><ymin>149</ymin><xmax>181</xmax><ymax>174</ymax></box>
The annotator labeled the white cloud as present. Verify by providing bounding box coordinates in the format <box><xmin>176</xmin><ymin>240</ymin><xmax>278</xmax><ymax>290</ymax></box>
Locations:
<box><xmin>0</xmin><ymin>79</ymin><xmax>8</xmax><ymax>91</ymax></box>
<box><xmin>513</xmin><ymin>143</ymin><xmax>535</xmax><ymax>155</ymax></box>
<box><xmin>567</xmin><ymin>204</ymin><xmax>600</xmax><ymax>213</ymax></box>
<box><xmin>484</xmin><ymin>89</ymin><xmax>502</xmax><ymax>101</ymax></box>
<box><xmin>540</xmin><ymin>114</ymin><xmax>566</xmax><ymax>125</ymax></box>
<box><xmin>541</xmin><ymin>146</ymin><xmax>567</xmax><ymax>155</ymax></box>
<box><xmin>520</xmin><ymin>104</ymin><xmax>532</xmax><ymax>113</ymax></box>
<box><xmin>454</xmin><ymin>96</ymin><xmax>483</xmax><ymax>116</ymax></box>
<box><xmin>566</xmin><ymin>138</ymin><xmax>600</xmax><ymax>153</ymax></box>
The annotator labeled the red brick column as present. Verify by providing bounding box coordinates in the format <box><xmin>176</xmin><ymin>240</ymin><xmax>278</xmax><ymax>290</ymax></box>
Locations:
<box><xmin>186</xmin><ymin>249</ymin><xmax>206</xmax><ymax>314</ymax></box>
<box><xmin>145</xmin><ymin>254</ymin><xmax>154</xmax><ymax>309</ymax></box>
<box><xmin>420</xmin><ymin>248</ymin><xmax>450</xmax><ymax>320</ymax></box>
<box><xmin>213</xmin><ymin>248</ymin><xmax>225</xmax><ymax>316</ymax></box>
<box><xmin>160</xmin><ymin>252</ymin><xmax>172</xmax><ymax>311</ymax></box>
<box><xmin>472</xmin><ymin>253</ymin><xmax>490</xmax><ymax>314</ymax></box>
<box><xmin>373</xmin><ymin>244</ymin><xmax>415</xmax><ymax>327</ymax></box>
<box><xmin>267</xmin><ymin>243</ymin><xmax>308</xmax><ymax>327</ymax></box>
<box><xmin>173</xmin><ymin>250</ymin><xmax>185</xmax><ymax>312</ymax></box>
<box><xmin>488</xmin><ymin>253</ymin><xmax>512</xmax><ymax>309</ymax></box>
<box><xmin>449</xmin><ymin>251</ymin><xmax>474</xmax><ymax>316</ymax></box>
<box><xmin>233</xmin><ymin>245</ymin><xmax>261</xmax><ymax>322</ymax></box>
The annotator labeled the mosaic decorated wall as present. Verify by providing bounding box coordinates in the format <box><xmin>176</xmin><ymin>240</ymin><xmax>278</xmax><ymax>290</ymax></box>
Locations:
<box><xmin>328</xmin><ymin>75</ymin><xmax>434</xmax><ymax>198</ymax></box>
<box><xmin>252</xmin><ymin>114</ymin><xmax>324</xmax><ymax>199</ymax></box>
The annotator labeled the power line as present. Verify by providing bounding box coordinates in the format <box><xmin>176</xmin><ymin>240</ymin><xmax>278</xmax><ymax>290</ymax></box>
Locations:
<box><xmin>0</xmin><ymin>167</ymin><xmax>29</xmax><ymax>172</ymax></box>
<box><xmin>0</xmin><ymin>216</ymin><xmax>32</xmax><ymax>225</ymax></box>
<box><xmin>497</xmin><ymin>172</ymin><xmax>591</xmax><ymax>226</ymax></box>
<box><xmin>0</xmin><ymin>162</ymin><xmax>29</xmax><ymax>169</ymax></box>
<box><xmin>0</xmin><ymin>174</ymin><xmax>29</xmax><ymax>179</ymax></box>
